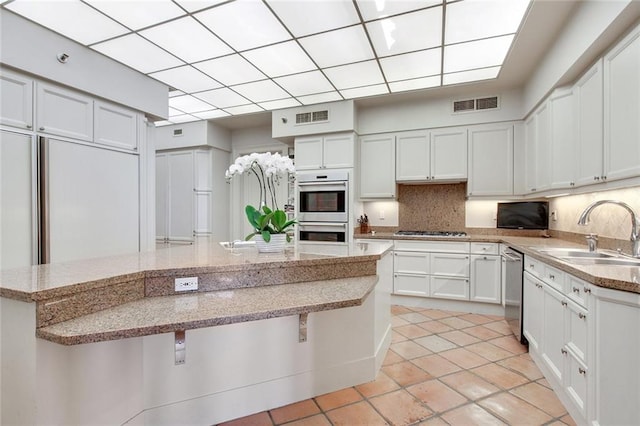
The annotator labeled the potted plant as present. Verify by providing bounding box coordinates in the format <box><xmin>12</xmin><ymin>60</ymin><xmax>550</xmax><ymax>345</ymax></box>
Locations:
<box><xmin>225</xmin><ymin>152</ymin><xmax>296</xmax><ymax>252</ymax></box>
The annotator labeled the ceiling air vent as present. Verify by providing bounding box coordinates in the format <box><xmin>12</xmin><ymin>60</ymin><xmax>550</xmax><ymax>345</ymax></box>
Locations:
<box><xmin>453</xmin><ymin>96</ymin><xmax>500</xmax><ymax>113</ymax></box>
<box><xmin>173</xmin><ymin>128</ymin><xmax>183</xmax><ymax>137</ymax></box>
<box><xmin>295</xmin><ymin>109</ymin><xmax>329</xmax><ymax>125</ymax></box>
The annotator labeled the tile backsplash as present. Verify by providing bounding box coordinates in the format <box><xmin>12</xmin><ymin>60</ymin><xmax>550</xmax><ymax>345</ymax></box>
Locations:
<box><xmin>397</xmin><ymin>183</ymin><xmax>466</xmax><ymax>230</ymax></box>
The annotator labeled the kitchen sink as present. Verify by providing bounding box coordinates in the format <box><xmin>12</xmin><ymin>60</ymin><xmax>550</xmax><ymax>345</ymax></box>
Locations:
<box><xmin>559</xmin><ymin>257</ymin><xmax>640</xmax><ymax>266</ymax></box>
<box><xmin>219</xmin><ymin>240</ymin><xmax>255</xmax><ymax>249</ymax></box>
<box><xmin>536</xmin><ymin>248</ymin><xmax>615</xmax><ymax>258</ymax></box>
<box><xmin>532</xmin><ymin>247</ymin><xmax>640</xmax><ymax>267</ymax></box>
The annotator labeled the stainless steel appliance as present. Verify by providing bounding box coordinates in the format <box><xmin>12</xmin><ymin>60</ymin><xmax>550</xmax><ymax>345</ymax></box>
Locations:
<box><xmin>501</xmin><ymin>246</ymin><xmax>527</xmax><ymax>345</ymax></box>
<box><xmin>298</xmin><ymin>222</ymin><xmax>347</xmax><ymax>243</ymax></box>
<box><xmin>297</xmin><ymin>171</ymin><xmax>348</xmax><ymax>223</ymax></box>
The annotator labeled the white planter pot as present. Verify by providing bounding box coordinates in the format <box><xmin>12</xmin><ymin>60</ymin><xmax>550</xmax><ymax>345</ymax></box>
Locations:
<box><xmin>254</xmin><ymin>233</ymin><xmax>287</xmax><ymax>253</ymax></box>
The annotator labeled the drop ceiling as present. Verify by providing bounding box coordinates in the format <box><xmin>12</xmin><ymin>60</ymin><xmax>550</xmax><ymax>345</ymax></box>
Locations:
<box><xmin>3</xmin><ymin>0</ymin><xmax>535</xmax><ymax>125</ymax></box>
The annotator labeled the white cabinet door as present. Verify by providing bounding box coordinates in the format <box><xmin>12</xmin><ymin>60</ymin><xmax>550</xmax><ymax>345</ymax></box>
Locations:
<box><xmin>94</xmin><ymin>100</ymin><xmax>138</xmax><ymax>151</ymax></box>
<box><xmin>564</xmin><ymin>351</ymin><xmax>588</xmax><ymax>421</ymax></box>
<box><xmin>156</xmin><ymin>153</ymin><xmax>169</xmax><ymax>241</ymax></box>
<box><xmin>360</xmin><ymin>134</ymin><xmax>396</xmax><ymax>199</ymax></box>
<box><xmin>603</xmin><ymin>24</ymin><xmax>640</xmax><ymax>182</ymax></box>
<box><xmin>294</xmin><ymin>136</ymin><xmax>323</xmax><ymax>170</ymax></box>
<box><xmin>525</xmin><ymin>102</ymin><xmax>551</xmax><ymax>194</ymax></box>
<box><xmin>574</xmin><ymin>59</ymin><xmax>604</xmax><ymax>187</ymax></box>
<box><xmin>524</xmin><ymin>114</ymin><xmax>537</xmax><ymax>193</ymax></box>
<box><xmin>541</xmin><ymin>284</ymin><xmax>565</xmax><ymax>385</ymax></box>
<box><xmin>396</xmin><ymin>130</ymin><xmax>429</xmax><ymax>181</ymax></box>
<box><xmin>0</xmin><ymin>130</ymin><xmax>35</xmax><ymax>269</ymax></box>
<box><xmin>430</xmin><ymin>128</ymin><xmax>467</xmax><ymax>181</ymax></box>
<box><xmin>168</xmin><ymin>151</ymin><xmax>195</xmax><ymax>242</ymax></box>
<box><xmin>430</xmin><ymin>276</ymin><xmax>469</xmax><ymax>300</ymax></box>
<box><xmin>467</xmin><ymin>123</ymin><xmax>513</xmax><ymax>196</ymax></box>
<box><xmin>549</xmin><ymin>87</ymin><xmax>576</xmax><ymax>189</ymax></box>
<box><xmin>394</xmin><ymin>273</ymin><xmax>429</xmax><ymax>297</ymax></box>
<box><xmin>470</xmin><ymin>255</ymin><xmax>501</xmax><ymax>304</ymax></box>
<box><xmin>523</xmin><ymin>272</ymin><xmax>544</xmax><ymax>352</ymax></box>
<box><xmin>0</xmin><ymin>68</ymin><xmax>33</xmax><ymax>130</ymax></box>
<box><xmin>322</xmin><ymin>133</ymin><xmax>354</xmax><ymax>168</ymax></box>
<box><xmin>430</xmin><ymin>253</ymin><xmax>469</xmax><ymax>277</ymax></box>
<box><xmin>36</xmin><ymin>82</ymin><xmax>93</xmax><ymax>141</ymax></box>
<box><xmin>394</xmin><ymin>251</ymin><xmax>429</xmax><ymax>274</ymax></box>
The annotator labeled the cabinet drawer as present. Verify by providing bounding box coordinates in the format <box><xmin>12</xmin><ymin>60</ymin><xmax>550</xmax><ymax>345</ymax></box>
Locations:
<box><xmin>430</xmin><ymin>276</ymin><xmax>469</xmax><ymax>300</ymax></box>
<box><xmin>431</xmin><ymin>253</ymin><xmax>469</xmax><ymax>277</ymax></box>
<box><xmin>566</xmin><ymin>299</ymin><xmax>588</xmax><ymax>363</ymax></box>
<box><xmin>394</xmin><ymin>273</ymin><xmax>429</xmax><ymax>297</ymax></box>
<box><xmin>544</xmin><ymin>264</ymin><xmax>566</xmax><ymax>292</ymax></box>
<box><xmin>470</xmin><ymin>242</ymin><xmax>499</xmax><ymax>255</ymax></box>
<box><xmin>394</xmin><ymin>251</ymin><xmax>429</xmax><ymax>274</ymax></box>
<box><xmin>525</xmin><ymin>255</ymin><xmax>543</xmax><ymax>278</ymax></box>
<box><xmin>394</xmin><ymin>240</ymin><xmax>469</xmax><ymax>253</ymax></box>
<box><xmin>564</xmin><ymin>352</ymin><xmax>588</xmax><ymax>421</ymax></box>
<box><xmin>566</xmin><ymin>275</ymin><xmax>589</xmax><ymax>307</ymax></box>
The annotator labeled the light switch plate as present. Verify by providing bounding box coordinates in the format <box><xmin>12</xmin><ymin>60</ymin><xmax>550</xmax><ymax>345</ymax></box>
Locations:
<box><xmin>175</xmin><ymin>277</ymin><xmax>198</xmax><ymax>292</ymax></box>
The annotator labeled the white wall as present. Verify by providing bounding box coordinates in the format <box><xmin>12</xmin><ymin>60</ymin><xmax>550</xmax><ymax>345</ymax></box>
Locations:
<box><xmin>271</xmin><ymin>100</ymin><xmax>355</xmax><ymax>140</ymax></box>
<box><xmin>0</xmin><ymin>10</ymin><xmax>168</xmax><ymax>119</ymax></box>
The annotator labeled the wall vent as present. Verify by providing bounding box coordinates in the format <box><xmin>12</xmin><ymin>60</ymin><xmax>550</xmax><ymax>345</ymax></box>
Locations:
<box><xmin>452</xmin><ymin>96</ymin><xmax>500</xmax><ymax>113</ymax></box>
<box><xmin>173</xmin><ymin>128</ymin><xmax>183</xmax><ymax>137</ymax></box>
<box><xmin>296</xmin><ymin>109</ymin><xmax>329</xmax><ymax>125</ymax></box>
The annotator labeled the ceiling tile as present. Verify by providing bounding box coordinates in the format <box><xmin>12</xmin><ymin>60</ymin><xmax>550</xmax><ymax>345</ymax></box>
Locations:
<box><xmin>85</xmin><ymin>0</ymin><xmax>185</xmax><ymax>30</ymax></box>
<box><xmin>195</xmin><ymin>87</ymin><xmax>251</xmax><ymax>108</ymax></box>
<box><xmin>169</xmin><ymin>107</ymin><xmax>186</xmax><ymax>116</ymax></box>
<box><xmin>367</xmin><ymin>7</ymin><xmax>442</xmax><ymax>56</ymax></box>
<box><xmin>243</xmin><ymin>41</ymin><xmax>316</xmax><ymax>77</ymax></box>
<box><xmin>258</xmin><ymin>98</ymin><xmax>302</xmax><ymax>111</ymax></box>
<box><xmin>195</xmin><ymin>0</ymin><xmax>291</xmax><ymax>51</ymax></box>
<box><xmin>169</xmin><ymin>94</ymin><xmax>215</xmax><ymax>113</ymax></box>
<box><xmin>324</xmin><ymin>61</ymin><xmax>385</xmax><ymax>90</ymax></box>
<box><xmin>356</xmin><ymin>0</ymin><xmax>442</xmax><ymax>21</ymax></box>
<box><xmin>299</xmin><ymin>25</ymin><xmax>374</xmax><ymax>68</ymax></box>
<box><xmin>192</xmin><ymin>109</ymin><xmax>230</xmax><ymax>119</ymax></box>
<box><xmin>266</xmin><ymin>0</ymin><xmax>360</xmax><ymax>37</ymax></box>
<box><xmin>445</xmin><ymin>0</ymin><xmax>530</xmax><ymax>44</ymax></box>
<box><xmin>296</xmin><ymin>92</ymin><xmax>343</xmax><ymax>105</ymax></box>
<box><xmin>169</xmin><ymin>113</ymin><xmax>201</xmax><ymax>123</ymax></box>
<box><xmin>389</xmin><ymin>75</ymin><xmax>441</xmax><ymax>93</ymax></box>
<box><xmin>5</xmin><ymin>0</ymin><xmax>129</xmax><ymax>45</ymax></box>
<box><xmin>231</xmin><ymin>80</ymin><xmax>290</xmax><ymax>103</ymax></box>
<box><xmin>340</xmin><ymin>84</ymin><xmax>389</xmax><ymax>99</ymax></box>
<box><xmin>92</xmin><ymin>33</ymin><xmax>183</xmax><ymax>73</ymax></box>
<box><xmin>274</xmin><ymin>70</ymin><xmax>334</xmax><ymax>96</ymax></box>
<box><xmin>140</xmin><ymin>17</ymin><xmax>232</xmax><ymax>63</ymax></box>
<box><xmin>224</xmin><ymin>104</ymin><xmax>265</xmax><ymax>115</ymax></box>
<box><xmin>174</xmin><ymin>0</ymin><xmax>227</xmax><ymax>13</ymax></box>
<box><xmin>380</xmin><ymin>48</ymin><xmax>441</xmax><ymax>82</ymax></box>
<box><xmin>169</xmin><ymin>90</ymin><xmax>185</xmax><ymax>98</ymax></box>
<box><xmin>443</xmin><ymin>66</ymin><xmax>501</xmax><ymax>85</ymax></box>
<box><xmin>194</xmin><ymin>54</ymin><xmax>266</xmax><ymax>86</ymax></box>
<box><xmin>150</xmin><ymin>66</ymin><xmax>222</xmax><ymax>93</ymax></box>
<box><xmin>443</xmin><ymin>35</ymin><xmax>514</xmax><ymax>74</ymax></box>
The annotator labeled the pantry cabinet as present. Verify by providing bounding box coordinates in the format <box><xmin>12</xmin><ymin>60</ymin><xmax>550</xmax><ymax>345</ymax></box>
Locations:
<box><xmin>294</xmin><ymin>133</ymin><xmax>354</xmax><ymax>170</ymax></box>
<box><xmin>603</xmin><ymin>23</ymin><xmax>640</xmax><ymax>182</ymax></box>
<box><xmin>0</xmin><ymin>68</ymin><xmax>33</xmax><ymax>130</ymax></box>
<box><xmin>467</xmin><ymin>123</ymin><xmax>514</xmax><ymax>196</ymax></box>
<box><xmin>359</xmin><ymin>133</ymin><xmax>396</xmax><ymax>199</ymax></box>
<box><xmin>36</xmin><ymin>81</ymin><xmax>93</xmax><ymax>142</ymax></box>
<box><xmin>395</xmin><ymin>128</ymin><xmax>467</xmax><ymax>182</ymax></box>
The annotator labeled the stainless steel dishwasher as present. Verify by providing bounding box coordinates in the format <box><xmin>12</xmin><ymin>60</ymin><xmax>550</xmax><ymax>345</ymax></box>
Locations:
<box><xmin>501</xmin><ymin>246</ymin><xmax>527</xmax><ymax>345</ymax></box>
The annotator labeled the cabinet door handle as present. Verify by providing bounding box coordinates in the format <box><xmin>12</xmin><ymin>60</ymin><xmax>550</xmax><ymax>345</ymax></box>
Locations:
<box><xmin>561</xmin><ymin>348</ymin><xmax>567</xmax><ymax>355</ymax></box>
<box><xmin>583</xmin><ymin>287</ymin><xmax>591</xmax><ymax>294</ymax></box>
<box><xmin>579</xmin><ymin>312</ymin><xmax>586</xmax><ymax>320</ymax></box>
<box><xmin>26</xmin><ymin>124</ymin><xmax>32</xmax><ymax>129</ymax></box>
<box><xmin>579</xmin><ymin>367</ymin><xmax>586</xmax><ymax>375</ymax></box>
<box><xmin>561</xmin><ymin>301</ymin><xmax>568</xmax><ymax>307</ymax></box>
<box><xmin>572</xmin><ymin>286</ymin><xmax>580</xmax><ymax>293</ymax></box>
<box><xmin>549</xmin><ymin>274</ymin><xmax>555</xmax><ymax>280</ymax></box>
<box><xmin>39</xmin><ymin>127</ymin><xmax>45</xmax><ymax>131</ymax></box>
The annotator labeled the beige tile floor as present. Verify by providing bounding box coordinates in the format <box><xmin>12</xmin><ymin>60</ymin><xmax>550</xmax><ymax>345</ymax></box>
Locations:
<box><xmin>219</xmin><ymin>305</ymin><xmax>576</xmax><ymax>426</ymax></box>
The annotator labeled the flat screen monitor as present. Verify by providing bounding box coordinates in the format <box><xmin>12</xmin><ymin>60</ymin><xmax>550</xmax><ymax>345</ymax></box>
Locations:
<box><xmin>497</xmin><ymin>201</ymin><xmax>549</xmax><ymax>230</ymax></box>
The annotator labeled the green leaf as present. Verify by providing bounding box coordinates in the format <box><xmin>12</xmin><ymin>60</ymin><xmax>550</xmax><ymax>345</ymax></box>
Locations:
<box><xmin>262</xmin><ymin>205</ymin><xmax>272</xmax><ymax>215</ymax></box>
<box><xmin>271</xmin><ymin>210</ymin><xmax>286</xmax><ymax>231</ymax></box>
<box><xmin>245</xmin><ymin>205</ymin><xmax>260</xmax><ymax>229</ymax></box>
<box><xmin>244</xmin><ymin>232</ymin><xmax>257</xmax><ymax>241</ymax></box>
<box><xmin>261</xmin><ymin>230</ymin><xmax>271</xmax><ymax>242</ymax></box>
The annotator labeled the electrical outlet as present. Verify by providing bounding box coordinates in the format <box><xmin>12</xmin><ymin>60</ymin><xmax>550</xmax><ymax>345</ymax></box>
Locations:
<box><xmin>175</xmin><ymin>277</ymin><xmax>198</xmax><ymax>292</ymax></box>
<box><xmin>379</xmin><ymin>210</ymin><xmax>385</xmax><ymax>220</ymax></box>
<box><xmin>551</xmin><ymin>211</ymin><xmax>558</xmax><ymax>221</ymax></box>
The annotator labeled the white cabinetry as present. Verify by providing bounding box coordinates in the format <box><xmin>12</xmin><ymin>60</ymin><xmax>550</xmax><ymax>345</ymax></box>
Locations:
<box><xmin>524</xmin><ymin>102</ymin><xmax>551</xmax><ymax>193</ymax></box>
<box><xmin>0</xmin><ymin>68</ymin><xmax>33</xmax><ymax>130</ymax></box>
<box><xmin>294</xmin><ymin>133</ymin><xmax>354</xmax><ymax>170</ymax></box>
<box><xmin>36</xmin><ymin>82</ymin><xmax>93</xmax><ymax>142</ymax></box>
<box><xmin>574</xmin><ymin>59</ymin><xmax>604</xmax><ymax>187</ymax></box>
<box><xmin>94</xmin><ymin>100</ymin><xmax>138</xmax><ymax>151</ymax></box>
<box><xmin>156</xmin><ymin>149</ymin><xmax>212</xmax><ymax>243</ymax></box>
<box><xmin>549</xmin><ymin>87</ymin><xmax>576</xmax><ymax>189</ymax></box>
<box><xmin>603</xmin><ymin>23</ymin><xmax>640</xmax><ymax>182</ymax></box>
<box><xmin>395</xmin><ymin>128</ymin><xmax>467</xmax><ymax>182</ymax></box>
<box><xmin>469</xmin><ymin>243</ymin><xmax>501</xmax><ymax>304</ymax></box>
<box><xmin>359</xmin><ymin>133</ymin><xmax>395</xmax><ymax>199</ymax></box>
<box><xmin>467</xmin><ymin>123</ymin><xmax>513</xmax><ymax>196</ymax></box>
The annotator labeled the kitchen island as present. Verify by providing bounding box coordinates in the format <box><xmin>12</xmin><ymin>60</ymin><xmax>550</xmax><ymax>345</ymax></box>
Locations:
<box><xmin>0</xmin><ymin>239</ymin><xmax>394</xmax><ymax>425</ymax></box>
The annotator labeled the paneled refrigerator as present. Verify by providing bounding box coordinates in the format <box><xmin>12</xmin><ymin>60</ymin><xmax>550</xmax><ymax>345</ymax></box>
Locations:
<box><xmin>0</xmin><ymin>129</ymin><xmax>139</xmax><ymax>269</ymax></box>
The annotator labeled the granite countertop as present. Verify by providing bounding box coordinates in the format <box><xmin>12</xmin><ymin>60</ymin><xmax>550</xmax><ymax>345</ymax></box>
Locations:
<box><xmin>357</xmin><ymin>233</ymin><xmax>640</xmax><ymax>293</ymax></box>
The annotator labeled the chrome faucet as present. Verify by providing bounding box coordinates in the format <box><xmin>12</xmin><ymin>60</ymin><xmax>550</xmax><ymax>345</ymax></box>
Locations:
<box><xmin>577</xmin><ymin>200</ymin><xmax>640</xmax><ymax>258</ymax></box>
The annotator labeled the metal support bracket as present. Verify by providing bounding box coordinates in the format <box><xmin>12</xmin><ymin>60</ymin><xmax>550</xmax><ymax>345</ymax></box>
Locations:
<box><xmin>175</xmin><ymin>330</ymin><xmax>186</xmax><ymax>365</ymax></box>
<box><xmin>299</xmin><ymin>313</ymin><xmax>308</xmax><ymax>343</ymax></box>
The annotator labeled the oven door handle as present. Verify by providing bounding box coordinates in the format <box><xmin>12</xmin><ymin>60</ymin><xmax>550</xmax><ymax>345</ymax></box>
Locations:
<box><xmin>298</xmin><ymin>181</ymin><xmax>347</xmax><ymax>188</ymax></box>
<box><xmin>298</xmin><ymin>222</ymin><xmax>347</xmax><ymax>230</ymax></box>
<box><xmin>502</xmin><ymin>252</ymin><xmax>522</xmax><ymax>262</ymax></box>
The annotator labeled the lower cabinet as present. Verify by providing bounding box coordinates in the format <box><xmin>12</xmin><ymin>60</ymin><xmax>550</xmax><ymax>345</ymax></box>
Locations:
<box><xmin>523</xmin><ymin>255</ymin><xmax>640</xmax><ymax>425</ymax></box>
<box><xmin>470</xmin><ymin>254</ymin><xmax>501</xmax><ymax>303</ymax></box>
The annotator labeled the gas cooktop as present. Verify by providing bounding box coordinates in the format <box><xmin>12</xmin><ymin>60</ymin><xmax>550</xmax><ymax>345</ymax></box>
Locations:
<box><xmin>394</xmin><ymin>230</ymin><xmax>468</xmax><ymax>238</ymax></box>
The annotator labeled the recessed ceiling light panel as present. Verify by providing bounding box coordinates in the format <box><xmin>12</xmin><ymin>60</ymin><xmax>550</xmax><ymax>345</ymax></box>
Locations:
<box><xmin>356</xmin><ymin>0</ymin><xmax>442</xmax><ymax>21</ymax></box>
<box><xmin>174</xmin><ymin>0</ymin><xmax>228</xmax><ymax>13</ymax></box>
<box><xmin>194</xmin><ymin>87</ymin><xmax>251</xmax><ymax>108</ymax></box>
<box><xmin>367</xmin><ymin>7</ymin><xmax>443</xmax><ymax>56</ymax></box>
<box><xmin>340</xmin><ymin>84</ymin><xmax>389</xmax><ymax>99</ymax></box>
<box><xmin>92</xmin><ymin>33</ymin><xmax>184</xmax><ymax>73</ymax></box>
<box><xmin>192</xmin><ymin>109</ymin><xmax>230</xmax><ymax>119</ymax></box>
<box><xmin>444</xmin><ymin>35</ymin><xmax>514</xmax><ymax>74</ymax></box>
<box><xmin>85</xmin><ymin>0</ymin><xmax>186</xmax><ymax>30</ymax></box>
<box><xmin>443</xmin><ymin>66</ymin><xmax>501</xmax><ymax>85</ymax></box>
<box><xmin>445</xmin><ymin>0</ymin><xmax>529</xmax><ymax>44</ymax></box>
<box><xmin>169</xmin><ymin>94</ymin><xmax>215</xmax><ymax>113</ymax></box>
<box><xmin>299</xmin><ymin>26</ymin><xmax>374</xmax><ymax>68</ymax></box>
<box><xmin>266</xmin><ymin>0</ymin><xmax>360</xmax><ymax>37</ymax></box>
<box><xmin>231</xmin><ymin>80</ymin><xmax>290</xmax><ymax>103</ymax></box>
<box><xmin>380</xmin><ymin>48</ymin><xmax>441</xmax><ymax>82</ymax></box>
<box><xmin>224</xmin><ymin>104</ymin><xmax>265</xmax><ymax>115</ymax></box>
<box><xmin>274</xmin><ymin>70</ymin><xmax>334</xmax><ymax>97</ymax></box>
<box><xmin>389</xmin><ymin>75</ymin><xmax>441</xmax><ymax>93</ymax></box>
<box><xmin>324</xmin><ymin>61</ymin><xmax>384</xmax><ymax>90</ymax></box>
<box><xmin>150</xmin><ymin>66</ymin><xmax>222</xmax><ymax>93</ymax></box>
<box><xmin>194</xmin><ymin>54</ymin><xmax>266</xmax><ymax>86</ymax></box>
<box><xmin>258</xmin><ymin>98</ymin><xmax>302</xmax><ymax>111</ymax></box>
<box><xmin>297</xmin><ymin>92</ymin><xmax>343</xmax><ymax>105</ymax></box>
<box><xmin>243</xmin><ymin>41</ymin><xmax>317</xmax><ymax>77</ymax></box>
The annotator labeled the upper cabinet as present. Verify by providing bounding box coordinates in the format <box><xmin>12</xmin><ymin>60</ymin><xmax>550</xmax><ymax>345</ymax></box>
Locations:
<box><xmin>294</xmin><ymin>132</ymin><xmax>354</xmax><ymax>170</ymax></box>
<box><xmin>467</xmin><ymin>123</ymin><xmax>514</xmax><ymax>197</ymax></box>
<box><xmin>524</xmin><ymin>102</ymin><xmax>551</xmax><ymax>193</ymax></box>
<box><xmin>396</xmin><ymin>128</ymin><xmax>467</xmax><ymax>182</ymax></box>
<box><xmin>549</xmin><ymin>87</ymin><xmax>577</xmax><ymax>190</ymax></box>
<box><xmin>0</xmin><ymin>68</ymin><xmax>33</xmax><ymax>130</ymax></box>
<box><xmin>359</xmin><ymin>133</ymin><xmax>396</xmax><ymax>199</ymax></box>
<box><xmin>574</xmin><ymin>59</ymin><xmax>604</xmax><ymax>187</ymax></box>
<box><xmin>36</xmin><ymin>82</ymin><xmax>94</xmax><ymax>142</ymax></box>
<box><xmin>94</xmin><ymin>100</ymin><xmax>138</xmax><ymax>151</ymax></box>
<box><xmin>603</xmin><ymin>24</ymin><xmax>640</xmax><ymax>182</ymax></box>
